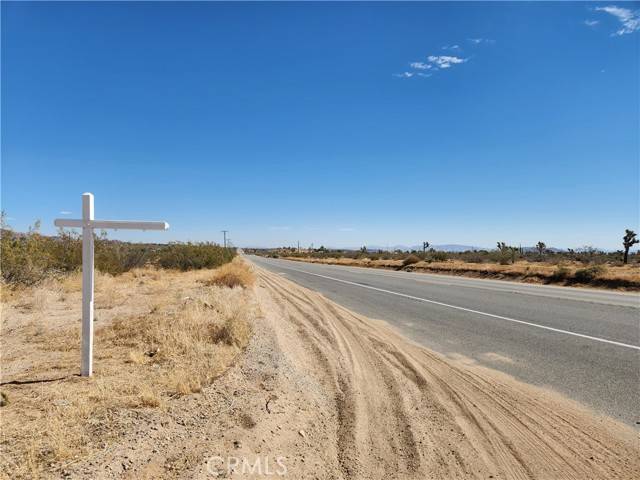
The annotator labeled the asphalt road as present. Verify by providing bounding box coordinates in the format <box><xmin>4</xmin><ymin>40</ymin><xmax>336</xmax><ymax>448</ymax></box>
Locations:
<box><xmin>248</xmin><ymin>255</ymin><xmax>640</xmax><ymax>426</ymax></box>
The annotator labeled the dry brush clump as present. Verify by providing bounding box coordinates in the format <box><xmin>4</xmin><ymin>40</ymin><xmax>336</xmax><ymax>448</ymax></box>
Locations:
<box><xmin>0</xmin><ymin>262</ymin><xmax>258</xmax><ymax>477</ymax></box>
<box><xmin>205</xmin><ymin>257</ymin><xmax>255</xmax><ymax>289</ymax></box>
<box><xmin>102</xmin><ymin>283</ymin><xmax>255</xmax><ymax>395</ymax></box>
<box><xmin>402</xmin><ymin>254</ymin><xmax>422</xmax><ymax>266</ymax></box>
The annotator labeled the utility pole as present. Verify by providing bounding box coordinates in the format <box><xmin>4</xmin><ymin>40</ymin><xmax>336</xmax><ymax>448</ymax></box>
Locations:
<box><xmin>221</xmin><ymin>230</ymin><xmax>228</xmax><ymax>248</ymax></box>
<box><xmin>297</xmin><ymin>240</ymin><xmax>300</xmax><ymax>253</ymax></box>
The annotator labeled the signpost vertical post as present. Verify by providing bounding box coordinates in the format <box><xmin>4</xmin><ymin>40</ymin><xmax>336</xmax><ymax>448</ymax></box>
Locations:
<box><xmin>81</xmin><ymin>193</ymin><xmax>95</xmax><ymax>376</ymax></box>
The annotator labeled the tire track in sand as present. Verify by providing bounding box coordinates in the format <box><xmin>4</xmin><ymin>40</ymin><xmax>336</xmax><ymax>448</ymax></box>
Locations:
<box><xmin>255</xmin><ymin>268</ymin><xmax>639</xmax><ymax>480</ymax></box>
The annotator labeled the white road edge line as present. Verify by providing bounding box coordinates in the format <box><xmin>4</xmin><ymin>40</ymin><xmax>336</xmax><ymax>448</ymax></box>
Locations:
<box><xmin>273</xmin><ymin>263</ymin><xmax>640</xmax><ymax>351</ymax></box>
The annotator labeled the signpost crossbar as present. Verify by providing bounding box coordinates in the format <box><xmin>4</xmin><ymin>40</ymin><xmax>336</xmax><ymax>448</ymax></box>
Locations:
<box><xmin>55</xmin><ymin>219</ymin><xmax>168</xmax><ymax>230</ymax></box>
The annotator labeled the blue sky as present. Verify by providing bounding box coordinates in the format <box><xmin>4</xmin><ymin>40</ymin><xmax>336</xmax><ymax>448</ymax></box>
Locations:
<box><xmin>2</xmin><ymin>2</ymin><xmax>638</xmax><ymax>250</ymax></box>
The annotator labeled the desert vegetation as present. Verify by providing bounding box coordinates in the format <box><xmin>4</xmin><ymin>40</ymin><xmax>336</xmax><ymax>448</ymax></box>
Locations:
<box><xmin>247</xmin><ymin>230</ymin><xmax>640</xmax><ymax>290</ymax></box>
<box><xmin>0</xmin><ymin>216</ymin><xmax>235</xmax><ymax>286</ymax></box>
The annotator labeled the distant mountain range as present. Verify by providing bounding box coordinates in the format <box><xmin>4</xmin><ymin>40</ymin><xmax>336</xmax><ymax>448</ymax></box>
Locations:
<box><xmin>363</xmin><ymin>244</ymin><xmax>569</xmax><ymax>253</ymax></box>
<box><xmin>365</xmin><ymin>244</ymin><xmax>483</xmax><ymax>253</ymax></box>
<box><xmin>241</xmin><ymin>244</ymin><xmax>625</xmax><ymax>253</ymax></box>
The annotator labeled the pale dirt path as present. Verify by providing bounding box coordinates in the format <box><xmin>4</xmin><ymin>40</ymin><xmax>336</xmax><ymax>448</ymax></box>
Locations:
<box><xmin>34</xmin><ymin>266</ymin><xmax>638</xmax><ymax>479</ymax></box>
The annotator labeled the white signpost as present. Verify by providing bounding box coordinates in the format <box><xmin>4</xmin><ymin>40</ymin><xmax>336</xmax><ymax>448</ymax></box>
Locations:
<box><xmin>54</xmin><ymin>193</ymin><xmax>169</xmax><ymax>377</ymax></box>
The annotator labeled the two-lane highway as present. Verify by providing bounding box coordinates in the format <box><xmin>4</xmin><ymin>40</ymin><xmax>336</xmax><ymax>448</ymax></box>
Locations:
<box><xmin>248</xmin><ymin>256</ymin><xmax>640</xmax><ymax>425</ymax></box>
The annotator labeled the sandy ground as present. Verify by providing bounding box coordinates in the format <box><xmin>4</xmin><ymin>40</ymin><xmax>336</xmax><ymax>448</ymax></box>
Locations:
<box><xmin>1</xmin><ymin>266</ymin><xmax>638</xmax><ymax>479</ymax></box>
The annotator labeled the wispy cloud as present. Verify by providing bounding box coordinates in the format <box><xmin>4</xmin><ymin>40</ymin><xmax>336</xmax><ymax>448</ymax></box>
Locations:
<box><xmin>594</xmin><ymin>5</ymin><xmax>640</xmax><ymax>35</ymax></box>
<box><xmin>468</xmin><ymin>38</ymin><xmax>495</xmax><ymax>45</ymax></box>
<box><xmin>393</xmin><ymin>71</ymin><xmax>415</xmax><ymax>78</ymax></box>
<box><xmin>409</xmin><ymin>62</ymin><xmax>432</xmax><ymax>70</ymax></box>
<box><xmin>427</xmin><ymin>55</ymin><xmax>467</xmax><ymax>69</ymax></box>
<box><xmin>584</xmin><ymin>19</ymin><xmax>600</xmax><ymax>27</ymax></box>
<box><xmin>59</xmin><ymin>210</ymin><xmax>72</xmax><ymax>215</ymax></box>
<box><xmin>395</xmin><ymin>40</ymin><xmax>481</xmax><ymax>79</ymax></box>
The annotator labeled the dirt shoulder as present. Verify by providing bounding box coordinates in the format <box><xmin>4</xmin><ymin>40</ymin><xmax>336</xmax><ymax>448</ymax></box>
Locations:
<box><xmin>2</xmin><ymin>266</ymin><xmax>638</xmax><ymax>479</ymax></box>
<box><xmin>251</xmin><ymin>268</ymin><xmax>639</xmax><ymax>479</ymax></box>
<box><xmin>281</xmin><ymin>256</ymin><xmax>640</xmax><ymax>291</ymax></box>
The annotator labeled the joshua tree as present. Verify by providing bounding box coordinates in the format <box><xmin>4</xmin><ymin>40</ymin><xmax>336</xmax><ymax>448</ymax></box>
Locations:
<box><xmin>496</xmin><ymin>242</ymin><xmax>520</xmax><ymax>264</ymax></box>
<box><xmin>622</xmin><ymin>229</ymin><xmax>638</xmax><ymax>264</ymax></box>
<box><xmin>496</xmin><ymin>242</ymin><xmax>518</xmax><ymax>264</ymax></box>
<box><xmin>508</xmin><ymin>246</ymin><xmax>519</xmax><ymax>264</ymax></box>
<box><xmin>536</xmin><ymin>241</ymin><xmax>546</xmax><ymax>257</ymax></box>
<box><xmin>422</xmin><ymin>241</ymin><xmax>430</xmax><ymax>255</ymax></box>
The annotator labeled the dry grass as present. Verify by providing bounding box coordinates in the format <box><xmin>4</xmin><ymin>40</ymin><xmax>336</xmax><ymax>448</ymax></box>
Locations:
<box><xmin>0</xmin><ymin>261</ymin><xmax>258</xmax><ymax>478</ymax></box>
<box><xmin>286</xmin><ymin>257</ymin><xmax>640</xmax><ymax>290</ymax></box>
<box><xmin>205</xmin><ymin>257</ymin><xmax>255</xmax><ymax>288</ymax></box>
<box><xmin>94</xmin><ymin>272</ymin><xmax>123</xmax><ymax>309</ymax></box>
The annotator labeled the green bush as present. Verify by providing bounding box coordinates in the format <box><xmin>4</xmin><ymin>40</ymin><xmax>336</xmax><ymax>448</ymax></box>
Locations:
<box><xmin>0</xmin><ymin>226</ymin><xmax>82</xmax><ymax>285</ymax></box>
<box><xmin>156</xmin><ymin>242</ymin><xmax>235</xmax><ymax>271</ymax></box>
<box><xmin>431</xmin><ymin>251</ymin><xmax>448</xmax><ymax>262</ymax></box>
<box><xmin>573</xmin><ymin>265</ymin><xmax>606</xmax><ymax>283</ymax></box>
<box><xmin>550</xmin><ymin>264</ymin><xmax>570</xmax><ymax>281</ymax></box>
<box><xmin>460</xmin><ymin>252</ymin><xmax>486</xmax><ymax>263</ymax></box>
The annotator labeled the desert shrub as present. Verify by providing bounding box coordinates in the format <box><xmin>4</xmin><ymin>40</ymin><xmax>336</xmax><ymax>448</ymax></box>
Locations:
<box><xmin>151</xmin><ymin>242</ymin><xmax>234</xmax><ymax>271</ymax></box>
<box><xmin>402</xmin><ymin>254</ymin><xmax>422</xmax><ymax>266</ymax></box>
<box><xmin>206</xmin><ymin>258</ymin><xmax>254</xmax><ymax>288</ymax></box>
<box><xmin>0</xmin><ymin>224</ymin><xmax>82</xmax><ymax>285</ymax></box>
<box><xmin>95</xmin><ymin>236</ymin><xmax>156</xmax><ymax>275</ymax></box>
<box><xmin>1</xmin><ymin>228</ymin><xmax>46</xmax><ymax>285</ymax></box>
<box><xmin>550</xmin><ymin>264</ymin><xmax>571</xmax><ymax>281</ymax></box>
<box><xmin>431</xmin><ymin>251</ymin><xmax>449</xmax><ymax>262</ymax></box>
<box><xmin>460</xmin><ymin>252</ymin><xmax>486</xmax><ymax>263</ymax></box>
<box><xmin>573</xmin><ymin>265</ymin><xmax>606</xmax><ymax>283</ymax></box>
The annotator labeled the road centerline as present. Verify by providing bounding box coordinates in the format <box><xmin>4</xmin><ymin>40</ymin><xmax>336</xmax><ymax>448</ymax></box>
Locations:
<box><xmin>266</xmin><ymin>261</ymin><xmax>640</xmax><ymax>351</ymax></box>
